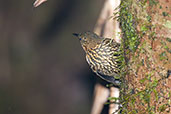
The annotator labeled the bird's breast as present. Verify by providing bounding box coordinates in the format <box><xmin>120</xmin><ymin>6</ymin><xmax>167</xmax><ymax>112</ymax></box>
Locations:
<box><xmin>85</xmin><ymin>44</ymin><xmax>120</xmax><ymax>75</ymax></box>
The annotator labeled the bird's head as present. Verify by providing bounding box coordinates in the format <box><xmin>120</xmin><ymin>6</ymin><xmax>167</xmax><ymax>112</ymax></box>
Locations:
<box><xmin>73</xmin><ymin>31</ymin><xmax>102</xmax><ymax>50</ymax></box>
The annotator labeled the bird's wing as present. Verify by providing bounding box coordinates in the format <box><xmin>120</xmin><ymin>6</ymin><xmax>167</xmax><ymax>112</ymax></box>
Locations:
<box><xmin>101</xmin><ymin>38</ymin><xmax>120</xmax><ymax>47</ymax></box>
<box><xmin>96</xmin><ymin>70</ymin><xmax>121</xmax><ymax>86</ymax></box>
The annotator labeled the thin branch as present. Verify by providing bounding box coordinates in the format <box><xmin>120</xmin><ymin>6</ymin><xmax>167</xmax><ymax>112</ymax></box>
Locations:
<box><xmin>109</xmin><ymin>87</ymin><xmax>120</xmax><ymax>114</ymax></box>
<box><xmin>91</xmin><ymin>83</ymin><xmax>110</xmax><ymax>114</ymax></box>
<box><xmin>33</xmin><ymin>0</ymin><xmax>47</xmax><ymax>7</ymax></box>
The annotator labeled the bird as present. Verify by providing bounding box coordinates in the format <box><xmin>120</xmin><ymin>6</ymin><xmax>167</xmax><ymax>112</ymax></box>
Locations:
<box><xmin>73</xmin><ymin>31</ymin><xmax>121</xmax><ymax>86</ymax></box>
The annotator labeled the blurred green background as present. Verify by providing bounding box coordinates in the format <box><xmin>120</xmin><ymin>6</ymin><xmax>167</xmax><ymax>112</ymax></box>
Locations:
<box><xmin>0</xmin><ymin>0</ymin><xmax>104</xmax><ymax>114</ymax></box>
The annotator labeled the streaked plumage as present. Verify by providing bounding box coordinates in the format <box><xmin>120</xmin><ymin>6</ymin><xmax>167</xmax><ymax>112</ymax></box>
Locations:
<box><xmin>73</xmin><ymin>32</ymin><xmax>121</xmax><ymax>86</ymax></box>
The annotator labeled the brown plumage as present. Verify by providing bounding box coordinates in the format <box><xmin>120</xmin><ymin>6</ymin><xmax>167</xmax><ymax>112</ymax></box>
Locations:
<box><xmin>73</xmin><ymin>31</ymin><xmax>121</xmax><ymax>86</ymax></box>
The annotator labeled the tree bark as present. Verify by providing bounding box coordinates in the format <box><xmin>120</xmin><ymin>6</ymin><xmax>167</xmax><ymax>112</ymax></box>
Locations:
<box><xmin>119</xmin><ymin>0</ymin><xmax>171</xmax><ymax>113</ymax></box>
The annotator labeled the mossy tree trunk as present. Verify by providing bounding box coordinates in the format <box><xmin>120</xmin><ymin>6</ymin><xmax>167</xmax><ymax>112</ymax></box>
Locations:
<box><xmin>119</xmin><ymin>0</ymin><xmax>171</xmax><ymax>113</ymax></box>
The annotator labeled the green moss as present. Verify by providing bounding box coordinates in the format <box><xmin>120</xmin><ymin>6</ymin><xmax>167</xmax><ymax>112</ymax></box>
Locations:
<box><xmin>147</xmin><ymin>15</ymin><xmax>151</xmax><ymax>22</ymax></box>
<box><xmin>166</xmin><ymin>37</ymin><xmax>171</xmax><ymax>42</ymax></box>
<box><xmin>159</xmin><ymin>51</ymin><xmax>168</xmax><ymax>60</ymax></box>
<box><xmin>116</xmin><ymin>0</ymin><xmax>142</xmax><ymax>113</ymax></box>
<box><xmin>158</xmin><ymin>104</ymin><xmax>168</xmax><ymax>112</ymax></box>
<box><xmin>159</xmin><ymin>5</ymin><xmax>162</xmax><ymax>9</ymax></box>
<box><xmin>149</xmin><ymin>0</ymin><xmax>159</xmax><ymax>6</ymax></box>
<box><xmin>162</xmin><ymin>12</ymin><xmax>169</xmax><ymax>17</ymax></box>
<box><xmin>160</xmin><ymin>41</ymin><xmax>171</xmax><ymax>53</ymax></box>
<box><xmin>118</xmin><ymin>2</ymin><xmax>139</xmax><ymax>52</ymax></box>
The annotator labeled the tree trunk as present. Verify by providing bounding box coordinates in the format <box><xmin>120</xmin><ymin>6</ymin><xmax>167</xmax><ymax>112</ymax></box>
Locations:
<box><xmin>119</xmin><ymin>0</ymin><xmax>171</xmax><ymax>113</ymax></box>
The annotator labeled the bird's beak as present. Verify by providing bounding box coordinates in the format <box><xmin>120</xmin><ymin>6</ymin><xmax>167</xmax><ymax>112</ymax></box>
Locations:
<box><xmin>72</xmin><ymin>33</ymin><xmax>79</xmax><ymax>37</ymax></box>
